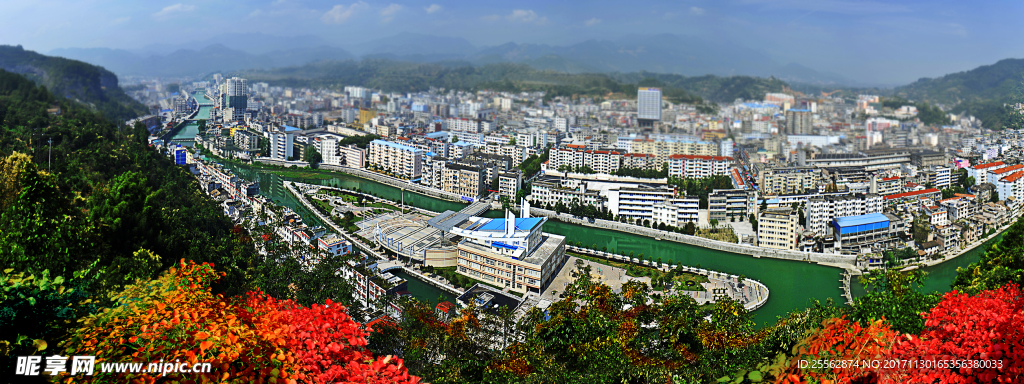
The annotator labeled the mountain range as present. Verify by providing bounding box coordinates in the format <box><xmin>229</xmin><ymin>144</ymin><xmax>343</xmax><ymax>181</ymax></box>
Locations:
<box><xmin>0</xmin><ymin>45</ymin><xmax>147</xmax><ymax>120</ymax></box>
<box><xmin>48</xmin><ymin>32</ymin><xmax>856</xmax><ymax>86</ymax></box>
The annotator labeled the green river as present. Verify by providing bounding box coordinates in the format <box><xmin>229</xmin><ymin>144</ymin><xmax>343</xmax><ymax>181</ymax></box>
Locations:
<box><xmin>223</xmin><ymin>162</ymin><xmax>996</xmax><ymax>326</ymax></box>
<box><xmin>172</xmin><ymin>90</ymin><xmax>213</xmax><ymax>141</ymax></box>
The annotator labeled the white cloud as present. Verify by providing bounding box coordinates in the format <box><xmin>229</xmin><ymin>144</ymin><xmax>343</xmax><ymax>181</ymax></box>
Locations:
<box><xmin>425</xmin><ymin>4</ymin><xmax>442</xmax><ymax>14</ymax></box>
<box><xmin>111</xmin><ymin>16</ymin><xmax>130</xmax><ymax>25</ymax></box>
<box><xmin>506</xmin><ymin>9</ymin><xmax>547</xmax><ymax>24</ymax></box>
<box><xmin>690</xmin><ymin>6</ymin><xmax>705</xmax><ymax>15</ymax></box>
<box><xmin>380</xmin><ymin>3</ymin><xmax>401</xmax><ymax>22</ymax></box>
<box><xmin>322</xmin><ymin>2</ymin><xmax>367</xmax><ymax>24</ymax></box>
<box><xmin>153</xmin><ymin>3</ymin><xmax>195</xmax><ymax>19</ymax></box>
<box><xmin>584</xmin><ymin>17</ymin><xmax>602</xmax><ymax>26</ymax></box>
<box><xmin>481</xmin><ymin>14</ymin><xmax>500</xmax><ymax>21</ymax></box>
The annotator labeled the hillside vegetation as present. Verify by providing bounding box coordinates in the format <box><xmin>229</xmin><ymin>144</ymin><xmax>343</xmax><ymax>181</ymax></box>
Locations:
<box><xmin>235</xmin><ymin>59</ymin><xmax>786</xmax><ymax>105</ymax></box>
<box><xmin>0</xmin><ymin>45</ymin><xmax>147</xmax><ymax>120</ymax></box>
<box><xmin>893</xmin><ymin>58</ymin><xmax>1024</xmax><ymax>129</ymax></box>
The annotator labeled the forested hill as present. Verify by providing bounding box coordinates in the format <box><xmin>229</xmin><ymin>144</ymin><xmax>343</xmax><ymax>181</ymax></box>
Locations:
<box><xmin>234</xmin><ymin>59</ymin><xmax>787</xmax><ymax>104</ymax></box>
<box><xmin>0</xmin><ymin>45</ymin><xmax>147</xmax><ymax>120</ymax></box>
<box><xmin>893</xmin><ymin>58</ymin><xmax>1024</xmax><ymax>129</ymax></box>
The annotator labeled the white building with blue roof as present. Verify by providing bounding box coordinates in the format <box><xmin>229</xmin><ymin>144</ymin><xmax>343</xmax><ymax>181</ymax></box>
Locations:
<box><xmin>831</xmin><ymin>212</ymin><xmax>903</xmax><ymax>254</ymax></box>
<box><xmin>454</xmin><ymin>203</ymin><xmax>567</xmax><ymax>294</ymax></box>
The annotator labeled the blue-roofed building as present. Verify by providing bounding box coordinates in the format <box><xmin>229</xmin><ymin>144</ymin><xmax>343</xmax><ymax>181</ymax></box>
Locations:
<box><xmin>832</xmin><ymin>212</ymin><xmax>904</xmax><ymax>254</ymax></box>
<box><xmin>451</xmin><ymin>207</ymin><xmax>567</xmax><ymax>295</ymax></box>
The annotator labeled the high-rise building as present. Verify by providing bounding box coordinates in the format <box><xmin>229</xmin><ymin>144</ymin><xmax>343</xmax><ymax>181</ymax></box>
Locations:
<box><xmin>637</xmin><ymin>87</ymin><xmax>662</xmax><ymax>127</ymax></box>
<box><xmin>784</xmin><ymin>109</ymin><xmax>812</xmax><ymax>135</ymax></box>
<box><xmin>223</xmin><ymin>77</ymin><xmax>248</xmax><ymax>121</ymax></box>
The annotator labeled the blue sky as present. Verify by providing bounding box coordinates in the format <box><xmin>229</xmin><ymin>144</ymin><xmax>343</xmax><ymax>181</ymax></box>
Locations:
<box><xmin>1</xmin><ymin>0</ymin><xmax>1020</xmax><ymax>84</ymax></box>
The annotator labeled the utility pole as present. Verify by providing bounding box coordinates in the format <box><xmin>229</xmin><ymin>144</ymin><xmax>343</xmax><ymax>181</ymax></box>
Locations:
<box><xmin>48</xmin><ymin>138</ymin><xmax>52</xmax><ymax>171</ymax></box>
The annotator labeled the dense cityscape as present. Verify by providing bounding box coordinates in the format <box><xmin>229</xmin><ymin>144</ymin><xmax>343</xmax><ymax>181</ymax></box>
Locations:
<box><xmin>3</xmin><ymin>1</ymin><xmax>1024</xmax><ymax>383</ymax></box>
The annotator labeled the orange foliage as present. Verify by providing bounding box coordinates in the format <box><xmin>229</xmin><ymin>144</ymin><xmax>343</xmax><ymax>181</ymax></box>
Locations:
<box><xmin>60</xmin><ymin>259</ymin><xmax>420</xmax><ymax>383</ymax></box>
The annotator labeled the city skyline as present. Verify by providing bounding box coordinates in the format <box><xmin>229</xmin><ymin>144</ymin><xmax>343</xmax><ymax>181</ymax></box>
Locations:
<box><xmin>1</xmin><ymin>0</ymin><xmax>1020</xmax><ymax>85</ymax></box>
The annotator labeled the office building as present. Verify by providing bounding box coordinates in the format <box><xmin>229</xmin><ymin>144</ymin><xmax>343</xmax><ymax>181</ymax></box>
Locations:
<box><xmin>454</xmin><ymin>210</ymin><xmax>567</xmax><ymax>294</ymax></box>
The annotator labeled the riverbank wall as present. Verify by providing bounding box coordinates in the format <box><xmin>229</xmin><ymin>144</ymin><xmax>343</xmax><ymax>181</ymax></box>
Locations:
<box><xmin>317</xmin><ymin>165</ymin><xmax>467</xmax><ymax>203</ymax></box>
<box><xmin>509</xmin><ymin>203</ymin><xmax>858</xmax><ymax>266</ymax></box>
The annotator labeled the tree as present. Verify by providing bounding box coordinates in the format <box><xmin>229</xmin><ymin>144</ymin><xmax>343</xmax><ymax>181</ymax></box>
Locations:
<box><xmin>749</xmin><ymin>214</ymin><xmax>758</xmax><ymax>232</ymax></box>
<box><xmin>304</xmin><ymin>144</ymin><xmax>322</xmax><ymax>168</ymax></box>
<box><xmin>508</xmin><ymin>137</ymin><xmax>516</xmax><ymax>146</ymax></box>
<box><xmin>683</xmin><ymin>222</ymin><xmax>697</xmax><ymax>235</ymax></box>
<box><xmin>912</xmin><ymin>214</ymin><xmax>931</xmax><ymax>244</ymax></box>
<box><xmin>952</xmin><ymin>217</ymin><xmax>1024</xmax><ymax>294</ymax></box>
<box><xmin>61</xmin><ymin>260</ymin><xmax>419</xmax><ymax>383</ymax></box>
<box><xmin>851</xmin><ymin>269</ymin><xmax>941</xmax><ymax>334</ymax></box>
<box><xmin>451</xmin><ymin>134</ymin><xmax>459</xmax><ymax>143</ymax></box>
<box><xmin>992</xmin><ymin>190</ymin><xmax>1000</xmax><ymax>203</ymax></box>
<box><xmin>710</xmin><ymin>219</ymin><xmax>719</xmax><ymax>229</ymax></box>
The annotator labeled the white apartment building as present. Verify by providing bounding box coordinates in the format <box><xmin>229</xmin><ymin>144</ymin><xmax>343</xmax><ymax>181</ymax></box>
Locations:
<box><xmin>319</xmin><ymin>137</ymin><xmax>340</xmax><ymax>166</ymax></box>
<box><xmin>651</xmin><ymin>197</ymin><xmax>700</xmax><ymax>227</ymax></box>
<box><xmin>549</xmin><ymin>145</ymin><xmax>624</xmax><ymax>174</ymax></box>
<box><xmin>270</xmin><ymin>131</ymin><xmax>294</xmax><ymax>160</ymax></box>
<box><xmin>444</xmin><ymin>118</ymin><xmax>479</xmax><ymax>133</ymax></box>
<box><xmin>758</xmin><ymin>207</ymin><xmax>798</xmax><ymax>250</ymax></box>
<box><xmin>667</xmin><ymin>154</ymin><xmax>733</xmax><ymax>179</ymax></box>
<box><xmin>529</xmin><ymin>178</ymin><xmax>604</xmax><ymax>208</ymax></box>
<box><xmin>996</xmin><ymin>170</ymin><xmax>1024</xmax><ymax>204</ymax></box>
<box><xmin>606</xmin><ymin>186</ymin><xmax>675</xmax><ymax>223</ymax></box>
<box><xmin>339</xmin><ymin>144</ymin><xmax>365</xmax><ymax>168</ymax></box>
<box><xmin>368</xmin><ymin>139</ymin><xmax>423</xmax><ymax>179</ymax></box>
<box><xmin>498</xmin><ymin>172</ymin><xmax>522</xmax><ymax>198</ymax></box>
<box><xmin>806</xmin><ymin>193</ymin><xmax>883</xmax><ymax>236</ymax></box>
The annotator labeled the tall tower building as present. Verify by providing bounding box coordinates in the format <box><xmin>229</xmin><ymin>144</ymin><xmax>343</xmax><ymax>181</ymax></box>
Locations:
<box><xmin>637</xmin><ymin>87</ymin><xmax>662</xmax><ymax>128</ymax></box>
<box><xmin>223</xmin><ymin>77</ymin><xmax>248</xmax><ymax>121</ymax></box>
<box><xmin>784</xmin><ymin>109</ymin><xmax>812</xmax><ymax>135</ymax></box>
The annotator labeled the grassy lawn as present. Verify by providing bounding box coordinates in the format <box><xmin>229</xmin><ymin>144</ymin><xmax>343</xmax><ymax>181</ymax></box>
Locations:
<box><xmin>695</xmin><ymin>226</ymin><xmax>738</xmax><ymax>243</ymax></box>
<box><xmin>569</xmin><ymin>251</ymin><xmax>708</xmax><ymax>292</ymax></box>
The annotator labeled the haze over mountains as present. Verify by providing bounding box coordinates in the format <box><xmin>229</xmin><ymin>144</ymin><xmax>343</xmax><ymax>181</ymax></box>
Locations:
<box><xmin>49</xmin><ymin>32</ymin><xmax>856</xmax><ymax>86</ymax></box>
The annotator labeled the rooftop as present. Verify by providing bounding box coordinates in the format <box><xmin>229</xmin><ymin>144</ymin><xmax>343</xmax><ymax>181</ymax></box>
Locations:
<box><xmin>884</xmin><ymin>188</ymin><xmax>941</xmax><ymax>200</ymax></box>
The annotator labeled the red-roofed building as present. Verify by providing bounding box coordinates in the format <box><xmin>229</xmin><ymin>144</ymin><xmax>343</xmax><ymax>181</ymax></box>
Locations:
<box><xmin>997</xmin><ymin>170</ymin><xmax>1024</xmax><ymax>204</ymax></box>
<box><xmin>884</xmin><ymin>188</ymin><xmax>941</xmax><ymax>209</ymax></box>
<box><xmin>969</xmin><ymin>161</ymin><xmax>1006</xmax><ymax>184</ymax></box>
<box><xmin>875</xmin><ymin>176</ymin><xmax>901</xmax><ymax>195</ymax></box>
<box><xmin>988</xmin><ymin>164</ymin><xmax>1024</xmax><ymax>188</ymax></box>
